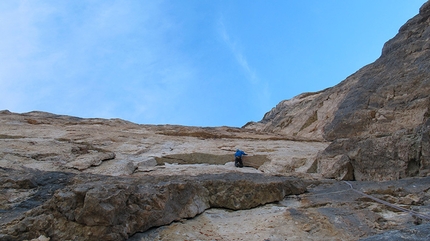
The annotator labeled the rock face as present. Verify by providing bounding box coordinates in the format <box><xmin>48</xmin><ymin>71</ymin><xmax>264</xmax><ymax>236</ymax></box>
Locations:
<box><xmin>360</xmin><ymin>223</ymin><xmax>430</xmax><ymax>241</ymax></box>
<box><xmin>0</xmin><ymin>110</ymin><xmax>329</xmax><ymax>177</ymax></box>
<box><xmin>0</xmin><ymin>167</ymin><xmax>306</xmax><ymax>241</ymax></box>
<box><xmin>243</xmin><ymin>89</ymin><xmax>342</xmax><ymax>141</ymax></box>
<box><xmin>131</xmin><ymin>176</ymin><xmax>430</xmax><ymax>241</ymax></box>
<box><xmin>246</xmin><ymin>1</ymin><xmax>430</xmax><ymax>181</ymax></box>
<box><xmin>156</xmin><ymin>152</ymin><xmax>270</xmax><ymax>169</ymax></box>
<box><xmin>2</xmin><ymin>2</ymin><xmax>430</xmax><ymax>241</ymax></box>
<box><xmin>0</xmin><ymin>110</ymin><xmax>325</xmax><ymax>240</ymax></box>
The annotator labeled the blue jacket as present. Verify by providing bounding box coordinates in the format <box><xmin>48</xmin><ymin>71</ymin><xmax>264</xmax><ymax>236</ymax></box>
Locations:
<box><xmin>235</xmin><ymin>150</ymin><xmax>247</xmax><ymax>158</ymax></box>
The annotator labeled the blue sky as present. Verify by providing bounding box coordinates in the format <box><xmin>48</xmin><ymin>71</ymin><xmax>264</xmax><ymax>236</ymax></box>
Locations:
<box><xmin>0</xmin><ymin>1</ymin><xmax>426</xmax><ymax>127</ymax></box>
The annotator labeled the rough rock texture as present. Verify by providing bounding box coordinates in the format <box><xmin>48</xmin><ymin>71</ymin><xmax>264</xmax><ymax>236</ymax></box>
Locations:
<box><xmin>0</xmin><ymin>110</ymin><xmax>327</xmax><ymax>240</ymax></box>
<box><xmin>130</xmin><ymin>176</ymin><xmax>430</xmax><ymax>241</ymax></box>
<box><xmin>246</xmin><ymin>1</ymin><xmax>430</xmax><ymax>181</ymax></box>
<box><xmin>359</xmin><ymin>223</ymin><xmax>430</xmax><ymax>241</ymax></box>
<box><xmin>2</xmin><ymin>2</ymin><xmax>430</xmax><ymax>241</ymax></box>
<box><xmin>243</xmin><ymin>89</ymin><xmax>343</xmax><ymax>142</ymax></box>
<box><xmin>0</xmin><ymin>110</ymin><xmax>328</xmax><ymax>177</ymax></box>
<box><xmin>316</xmin><ymin>119</ymin><xmax>430</xmax><ymax>181</ymax></box>
<box><xmin>0</xmin><ymin>167</ymin><xmax>306</xmax><ymax>241</ymax></box>
<box><xmin>156</xmin><ymin>152</ymin><xmax>270</xmax><ymax>169</ymax></box>
<box><xmin>0</xmin><ymin>110</ymin><xmax>429</xmax><ymax>240</ymax></box>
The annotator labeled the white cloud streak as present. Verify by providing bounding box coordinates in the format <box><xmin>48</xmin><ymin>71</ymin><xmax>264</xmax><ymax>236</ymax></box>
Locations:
<box><xmin>217</xmin><ymin>16</ymin><xmax>270</xmax><ymax>111</ymax></box>
<box><xmin>218</xmin><ymin>17</ymin><xmax>258</xmax><ymax>85</ymax></box>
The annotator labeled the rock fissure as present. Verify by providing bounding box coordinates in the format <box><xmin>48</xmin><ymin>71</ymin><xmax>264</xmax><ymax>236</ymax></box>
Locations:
<box><xmin>343</xmin><ymin>181</ymin><xmax>430</xmax><ymax>221</ymax></box>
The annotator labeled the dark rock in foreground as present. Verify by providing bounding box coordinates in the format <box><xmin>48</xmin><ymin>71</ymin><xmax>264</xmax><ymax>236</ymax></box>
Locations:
<box><xmin>359</xmin><ymin>223</ymin><xmax>430</xmax><ymax>241</ymax></box>
<box><xmin>129</xmin><ymin>176</ymin><xmax>430</xmax><ymax>240</ymax></box>
<box><xmin>0</xmin><ymin>167</ymin><xmax>306</xmax><ymax>241</ymax></box>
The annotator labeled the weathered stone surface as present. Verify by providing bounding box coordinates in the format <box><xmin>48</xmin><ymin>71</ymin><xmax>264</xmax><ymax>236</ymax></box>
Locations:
<box><xmin>0</xmin><ymin>167</ymin><xmax>306</xmax><ymax>241</ymax></box>
<box><xmin>0</xmin><ymin>110</ymin><xmax>328</xmax><ymax>177</ymax></box>
<box><xmin>316</xmin><ymin>118</ymin><xmax>430</xmax><ymax>181</ymax></box>
<box><xmin>317</xmin><ymin>153</ymin><xmax>354</xmax><ymax>180</ymax></box>
<box><xmin>1</xmin><ymin>3</ymin><xmax>430</xmax><ymax>240</ymax></box>
<box><xmin>323</xmin><ymin>1</ymin><xmax>430</xmax><ymax>141</ymax></box>
<box><xmin>156</xmin><ymin>152</ymin><xmax>270</xmax><ymax>169</ymax></box>
<box><xmin>246</xmin><ymin>1</ymin><xmax>430</xmax><ymax>181</ymax></box>
<box><xmin>243</xmin><ymin>89</ymin><xmax>345</xmax><ymax>142</ymax></box>
<box><xmin>359</xmin><ymin>223</ymin><xmax>430</xmax><ymax>241</ymax></box>
<box><xmin>66</xmin><ymin>152</ymin><xmax>116</xmax><ymax>170</ymax></box>
<box><xmin>130</xmin><ymin>176</ymin><xmax>430</xmax><ymax>241</ymax></box>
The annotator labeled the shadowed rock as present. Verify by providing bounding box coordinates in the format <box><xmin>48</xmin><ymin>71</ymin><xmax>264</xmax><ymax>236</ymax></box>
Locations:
<box><xmin>0</xmin><ymin>168</ymin><xmax>306</xmax><ymax>241</ymax></box>
<box><xmin>156</xmin><ymin>152</ymin><xmax>270</xmax><ymax>169</ymax></box>
<box><xmin>359</xmin><ymin>223</ymin><xmax>430</xmax><ymax>241</ymax></box>
<box><xmin>246</xmin><ymin>1</ymin><xmax>430</xmax><ymax>181</ymax></box>
<box><xmin>1</xmin><ymin>2</ymin><xmax>430</xmax><ymax>240</ymax></box>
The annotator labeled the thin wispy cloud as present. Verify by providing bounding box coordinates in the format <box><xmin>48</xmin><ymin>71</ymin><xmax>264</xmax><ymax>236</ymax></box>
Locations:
<box><xmin>0</xmin><ymin>1</ymin><xmax>423</xmax><ymax>127</ymax></box>
<box><xmin>217</xmin><ymin>16</ymin><xmax>270</xmax><ymax>111</ymax></box>
<box><xmin>217</xmin><ymin>17</ymin><xmax>258</xmax><ymax>85</ymax></box>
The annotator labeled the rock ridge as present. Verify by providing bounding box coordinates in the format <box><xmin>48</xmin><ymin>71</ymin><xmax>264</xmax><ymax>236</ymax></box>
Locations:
<box><xmin>1</xmin><ymin>2</ymin><xmax>430</xmax><ymax>240</ymax></box>
<box><xmin>246</xmin><ymin>1</ymin><xmax>430</xmax><ymax>181</ymax></box>
<box><xmin>0</xmin><ymin>168</ymin><xmax>307</xmax><ymax>241</ymax></box>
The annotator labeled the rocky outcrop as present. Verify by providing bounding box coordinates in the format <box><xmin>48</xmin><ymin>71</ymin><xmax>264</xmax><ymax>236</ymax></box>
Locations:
<box><xmin>3</xmin><ymin>165</ymin><xmax>429</xmax><ymax>241</ymax></box>
<box><xmin>1</xmin><ymin>3</ymin><xmax>430</xmax><ymax>240</ymax></box>
<box><xmin>0</xmin><ymin>109</ymin><xmax>329</xmax><ymax>177</ymax></box>
<box><xmin>315</xmin><ymin>118</ymin><xmax>430</xmax><ymax>181</ymax></box>
<box><xmin>65</xmin><ymin>152</ymin><xmax>116</xmax><ymax>170</ymax></box>
<box><xmin>247</xmin><ymin>1</ymin><xmax>430</xmax><ymax>181</ymax></box>
<box><xmin>360</xmin><ymin>223</ymin><xmax>430</xmax><ymax>241</ymax></box>
<box><xmin>131</xmin><ymin>176</ymin><xmax>430</xmax><ymax>241</ymax></box>
<box><xmin>156</xmin><ymin>152</ymin><xmax>270</xmax><ymax>169</ymax></box>
<box><xmin>243</xmin><ymin>88</ymin><xmax>346</xmax><ymax>141</ymax></box>
<box><xmin>323</xmin><ymin>1</ymin><xmax>430</xmax><ymax>140</ymax></box>
<box><xmin>318</xmin><ymin>1</ymin><xmax>430</xmax><ymax>181</ymax></box>
<box><xmin>0</xmin><ymin>167</ymin><xmax>306</xmax><ymax>241</ymax></box>
<box><xmin>0</xmin><ymin>110</ymin><xmax>331</xmax><ymax>240</ymax></box>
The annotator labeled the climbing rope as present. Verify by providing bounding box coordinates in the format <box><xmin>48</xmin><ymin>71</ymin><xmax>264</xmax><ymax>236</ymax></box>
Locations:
<box><xmin>343</xmin><ymin>181</ymin><xmax>430</xmax><ymax>221</ymax></box>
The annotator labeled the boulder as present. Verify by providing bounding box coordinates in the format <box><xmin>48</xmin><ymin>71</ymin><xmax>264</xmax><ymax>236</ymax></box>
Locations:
<box><xmin>0</xmin><ymin>168</ymin><xmax>307</xmax><ymax>241</ymax></box>
<box><xmin>131</xmin><ymin>176</ymin><xmax>430</xmax><ymax>241</ymax></box>
<box><xmin>65</xmin><ymin>152</ymin><xmax>116</xmax><ymax>171</ymax></box>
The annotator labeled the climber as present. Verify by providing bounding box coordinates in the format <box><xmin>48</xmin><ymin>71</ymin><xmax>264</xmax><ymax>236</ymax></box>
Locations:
<box><xmin>234</xmin><ymin>149</ymin><xmax>247</xmax><ymax>168</ymax></box>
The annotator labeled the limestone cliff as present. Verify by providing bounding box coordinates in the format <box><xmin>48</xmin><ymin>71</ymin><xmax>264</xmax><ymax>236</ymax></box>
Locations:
<box><xmin>246</xmin><ymin>1</ymin><xmax>430</xmax><ymax>181</ymax></box>
<box><xmin>2</xmin><ymin>2</ymin><xmax>430</xmax><ymax>241</ymax></box>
